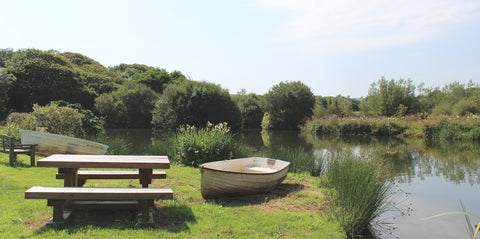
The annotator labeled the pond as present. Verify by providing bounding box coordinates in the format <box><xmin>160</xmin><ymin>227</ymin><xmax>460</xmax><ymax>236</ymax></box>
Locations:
<box><xmin>105</xmin><ymin>129</ymin><xmax>480</xmax><ymax>239</ymax></box>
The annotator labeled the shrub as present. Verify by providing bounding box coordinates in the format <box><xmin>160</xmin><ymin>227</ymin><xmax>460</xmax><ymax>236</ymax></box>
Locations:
<box><xmin>322</xmin><ymin>152</ymin><xmax>395</xmax><ymax>237</ymax></box>
<box><xmin>95</xmin><ymin>82</ymin><xmax>159</xmax><ymax>128</ymax></box>
<box><xmin>173</xmin><ymin>122</ymin><xmax>234</xmax><ymax>167</ymax></box>
<box><xmin>6</xmin><ymin>104</ymin><xmax>85</xmax><ymax>138</ymax></box>
<box><xmin>152</xmin><ymin>81</ymin><xmax>241</xmax><ymax>131</ymax></box>
<box><xmin>264</xmin><ymin>81</ymin><xmax>315</xmax><ymax>130</ymax></box>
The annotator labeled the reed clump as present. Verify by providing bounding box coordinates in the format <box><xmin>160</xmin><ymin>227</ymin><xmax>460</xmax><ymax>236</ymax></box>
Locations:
<box><xmin>321</xmin><ymin>151</ymin><xmax>395</xmax><ymax>238</ymax></box>
<box><xmin>173</xmin><ymin>122</ymin><xmax>235</xmax><ymax>167</ymax></box>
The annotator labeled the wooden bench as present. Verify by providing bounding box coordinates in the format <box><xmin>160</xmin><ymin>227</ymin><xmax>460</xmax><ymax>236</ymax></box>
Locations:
<box><xmin>0</xmin><ymin>134</ymin><xmax>37</xmax><ymax>166</ymax></box>
<box><xmin>56</xmin><ymin>170</ymin><xmax>167</xmax><ymax>186</ymax></box>
<box><xmin>25</xmin><ymin>186</ymin><xmax>173</xmax><ymax>224</ymax></box>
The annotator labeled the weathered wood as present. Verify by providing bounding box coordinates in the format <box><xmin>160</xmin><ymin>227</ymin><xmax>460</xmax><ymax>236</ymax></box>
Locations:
<box><xmin>200</xmin><ymin>157</ymin><xmax>290</xmax><ymax>199</ymax></box>
<box><xmin>56</xmin><ymin>170</ymin><xmax>167</xmax><ymax>179</ymax></box>
<box><xmin>25</xmin><ymin>186</ymin><xmax>173</xmax><ymax>224</ymax></box>
<box><xmin>25</xmin><ymin>186</ymin><xmax>173</xmax><ymax>200</ymax></box>
<box><xmin>56</xmin><ymin>170</ymin><xmax>167</xmax><ymax>186</ymax></box>
<box><xmin>37</xmin><ymin>154</ymin><xmax>170</xmax><ymax>169</ymax></box>
<box><xmin>0</xmin><ymin>134</ymin><xmax>37</xmax><ymax>166</ymax></box>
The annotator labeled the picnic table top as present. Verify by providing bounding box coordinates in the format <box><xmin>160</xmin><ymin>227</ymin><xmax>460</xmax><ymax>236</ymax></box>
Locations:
<box><xmin>37</xmin><ymin>154</ymin><xmax>170</xmax><ymax>169</ymax></box>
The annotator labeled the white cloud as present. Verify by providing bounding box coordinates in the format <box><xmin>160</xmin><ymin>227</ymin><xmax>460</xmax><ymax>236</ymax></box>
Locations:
<box><xmin>257</xmin><ymin>0</ymin><xmax>480</xmax><ymax>52</ymax></box>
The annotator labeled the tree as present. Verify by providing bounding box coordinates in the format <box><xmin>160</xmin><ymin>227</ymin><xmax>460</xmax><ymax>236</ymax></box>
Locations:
<box><xmin>361</xmin><ymin>77</ymin><xmax>418</xmax><ymax>116</ymax></box>
<box><xmin>95</xmin><ymin>82</ymin><xmax>159</xmax><ymax>128</ymax></box>
<box><xmin>264</xmin><ymin>81</ymin><xmax>315</xmax><ymax>130</ymax></box>
<box><xmin>0</xmin><ymin>68</ymin><xmax>15</xmax><ymax>120</ymax></box>
<box><xmin>152</xmin><ymin>80</ymin><xmax>241</xmax><ymax>131</ymax></box>
<box><xmin>236</xmin><ymin>93</ymin><xmax>264</xmax><ymax>129</ymax></box>
<box><xmin>131</xmin><ymin>68</ymin><xmax>186</xmax><ymax>94</ymax></box>
<box><xmin>6</xmin><ymin>49</ymin><xmax>85</xmax><ymax>112</ymax></box>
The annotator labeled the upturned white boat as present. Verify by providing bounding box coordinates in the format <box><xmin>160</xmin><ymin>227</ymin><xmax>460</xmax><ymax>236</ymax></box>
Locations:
<box><xmin>200</xmin><ymin>157</ymin><xmax>290</xmax><ymax>199</ymax></box>
<box><xmin>19</xmin><ymin>129</ymin><xmax>108</xmax><ymax>155</ymax></box>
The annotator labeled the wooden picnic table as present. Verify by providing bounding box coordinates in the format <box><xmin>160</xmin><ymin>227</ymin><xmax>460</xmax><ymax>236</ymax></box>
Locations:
<box><xmin>37</xmin><ymin>154</ymin><xmax>170</xmax><ymax>188</ymax></box>
<box><xmin>30</xmin><ymin>154</ymin><xmax>172</xmax><ymax>224</ymax></box>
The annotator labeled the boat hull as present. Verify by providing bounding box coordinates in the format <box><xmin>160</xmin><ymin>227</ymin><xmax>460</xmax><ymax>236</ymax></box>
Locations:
<box><xmin>19</xmin><ymin>129</ymin><xmax>109</xmax><ymax>155</ymax></box>
<box><xmin>200</xmin><ymin>157</ymin><xmax>290</xmax><ymax>199</ymax></box>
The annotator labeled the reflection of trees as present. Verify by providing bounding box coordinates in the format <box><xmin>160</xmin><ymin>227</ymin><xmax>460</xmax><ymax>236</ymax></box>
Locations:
<box><xmin>304</xmin><ymin>134</ymin><xmax>480</xmax><ymax>185</ymax></box>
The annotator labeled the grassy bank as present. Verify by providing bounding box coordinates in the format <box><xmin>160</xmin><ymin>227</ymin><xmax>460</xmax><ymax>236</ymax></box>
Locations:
<box><xmin>0</xmin><ymin>152</ymin><xmax>343</xmax><ymax>238</ymax></box>
<box><xmin>304</xmin><ymin>115</ymin><xmax>480</xmax><ymax>140</ymax></box>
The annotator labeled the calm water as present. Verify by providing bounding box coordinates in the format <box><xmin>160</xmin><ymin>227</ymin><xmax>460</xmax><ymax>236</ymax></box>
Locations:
<box><xmin>105</xmin><ymin>129</ymin><xmax>480</xmax><ymax>239</ymax></box>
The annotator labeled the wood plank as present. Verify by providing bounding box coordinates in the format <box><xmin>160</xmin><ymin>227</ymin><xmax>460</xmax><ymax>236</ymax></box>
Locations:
<box><xmin>56</xmin><ymin>170</ymin><xmax>167</xmax><ymax>180</ymax></box>
<box><xmin>25</xmin><ymin>186</ymin><xmax>173</xmax><ymax>200</ymax></box>
<box><xmin>37</xmin><ymin>155</ymin><xmax>170</xmax><ymax>169</ymax></box>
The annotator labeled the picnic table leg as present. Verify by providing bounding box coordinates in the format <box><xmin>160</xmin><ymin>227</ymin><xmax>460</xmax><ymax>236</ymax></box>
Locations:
<box><xmin>59</xmin><ymin>168</ymin><xmax>79</xmax><ymax>187</ymax></box>
<box><xmin>139</xmin><ymin>199</ymin><xmax>152</xmax><ymax>223</ymax></box>
<box><xmin>48</xmin><ymin>199</ymin><xmax>68</xmax><ymax>223</ymax></box>
<box><xmin>139</xmin><ymin>169</ymin><xmax>153</xmax><ymax>188</ymax></box>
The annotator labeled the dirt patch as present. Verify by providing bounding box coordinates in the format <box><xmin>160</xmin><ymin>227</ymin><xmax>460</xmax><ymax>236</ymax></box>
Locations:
<box><xmin>22</xmin><ymin>217</ymin><xmax>51</xmax><ymax>230</ymax></box>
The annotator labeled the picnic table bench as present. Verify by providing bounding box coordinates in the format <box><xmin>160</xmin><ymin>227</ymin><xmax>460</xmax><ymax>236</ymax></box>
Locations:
<box><xmin>25</xmin><ymin>154</ymin><xmax>173</xmax><ymax>224</ymax></box>
<box><xmin>25</xmin><ymin>186</ymin><xmax>173</xmax><ymax>223</ymax></box>
<box><xmin>0</xmin><ymin>134</ymin><xmax>37</xmax><ymax>166</ymax></box>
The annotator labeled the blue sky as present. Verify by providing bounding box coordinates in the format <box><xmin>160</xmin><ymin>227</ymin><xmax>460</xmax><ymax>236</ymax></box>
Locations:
<box><xmin>1</xmin><ymin>0</ymin><xmax>479</xmax><ymax>97</ymax></box>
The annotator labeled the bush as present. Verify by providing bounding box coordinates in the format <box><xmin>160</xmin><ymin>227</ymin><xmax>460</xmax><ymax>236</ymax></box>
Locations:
<box><xmin>264</xmin><ymin>81</ymin><xmax>315</xmax><ymax>130</ymax></box>
<box><xmin>236</xmin><ymin>93</ymin><xmax>264</xmax><ymax>129</ymax></box>
<box><xmin>322</xmin><ymin>152</ymin><xmax>395</xmax><ymax>237</ymax></box>
<box><xmin>6</xmin><ymin>104</ymin><xmax>85</xmax><ymax>138</ymax></box>
<box><xmin>173</xmin><ymin>122</ymin><xmax>235</xmax><ymax>167</ymax></box>
<box><xmin>152</xmin><ymin>81</ymin><xmax>241</xmax><ymax>131</ymax></box>
<box><xmin>95</xmin><ymin>82</ymin><xmax>159</xmax><ymax>128</ymax></box>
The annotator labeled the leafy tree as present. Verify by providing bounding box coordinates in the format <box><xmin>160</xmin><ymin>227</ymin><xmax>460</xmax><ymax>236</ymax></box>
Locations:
<box><xmin>314</xmin><ymin>96</ymin><xmax>354</xmax><ymax>118</ymax></box>
<box><xmin>264</xmin><ymin>81</ymin><xmax>315</xmax><ymax>130</ymax></box>
<box><xmin>131</xmin><ymin>68</ymin><xmax>186</xmax><ymax>93</ymax></box>
<box><xmin>0</xmin><ymin>68</ymin><xmax>15</xmax><ymax>120</ymax></box>
<box><xmin>0</xmin><ymin>48</ymin><xmax>14</xmax><ymax>67</ymax></box>
<box><xmin>152</xmin><ymin>80</ymin><xmax>241</xmax><ymax>131</ymax></box>
<box><xmin>6</xmin><ymin>49</ymin><xmax>85</xmax><ymax>112</ymax></box>
<box><xmin>95</xmin><ymin>82</ymin><xmax>159</xmax><ymax>128</ymax></box>
<box><xmin>236</xmin><ymin>93</ymin><xmax>264</xmax><ymax>129</ymax></box>
<box><xmin>109</xmin><ymin>64</ymin><xmax>152</xmax><ymax>79</ymax></box>
<box><xmin>360</xmin><ymin>77</ymin><xmax>418</xmax><ymax>116</ymax></box>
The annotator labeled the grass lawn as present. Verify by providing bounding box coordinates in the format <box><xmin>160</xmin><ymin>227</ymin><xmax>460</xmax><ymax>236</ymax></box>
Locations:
<box><xmin>0</xmin><ymin>153</ymin><xmax>343</xmax><ymax>238</ymax></box>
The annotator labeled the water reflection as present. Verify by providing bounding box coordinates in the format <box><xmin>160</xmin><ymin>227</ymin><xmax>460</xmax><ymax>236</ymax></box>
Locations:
<box><xmin>105</xmin><ymin>129</ymin><xmax>480</xmax><ymax>238</ymax></box>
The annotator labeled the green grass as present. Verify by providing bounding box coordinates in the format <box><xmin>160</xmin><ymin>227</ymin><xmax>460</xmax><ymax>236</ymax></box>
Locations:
<box><xmin>0</xmin><ymin>152</ymin><xmax>344</xmax><ymax>238</ymax></box>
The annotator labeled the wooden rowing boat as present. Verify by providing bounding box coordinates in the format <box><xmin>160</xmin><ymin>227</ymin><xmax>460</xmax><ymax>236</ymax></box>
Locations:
<box><xmin>19</xmin><ymin>129</ymin><xmax>109</xmax><ymax>155</ymax></box>
<box><xmin>200</xmin><ymin>157</ymin><xmax>290</xmax><ymax>199</ymax></box>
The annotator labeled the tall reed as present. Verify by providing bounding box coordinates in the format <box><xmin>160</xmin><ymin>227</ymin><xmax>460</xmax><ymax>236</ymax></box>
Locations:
<box><xmin>322</xmin><ymin>151</ymin><xmax>395</xmax><ymax>237</ymax></box>
<box><xmin>174</xmin><ymin>122</ymin><xmax>235</xmax><ymax>167</ymax></box>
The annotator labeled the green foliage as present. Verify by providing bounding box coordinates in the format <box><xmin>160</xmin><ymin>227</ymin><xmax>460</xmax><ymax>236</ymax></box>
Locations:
<box><xmin>236</xmin><ymin>93</ymin><xmax>264</xmax><ymax>129</ymax></box>
<box><xmin>173</xmin><ymin>122</ymin><xmax>235</xmax><ymax>167</ymax></box>
<box><xmin>361</xmin><ymin>77</ymin><xmax>418</xmax><ymax>116</ymax></box>
<box><xmin>95</xmin><ymin>82</ymin><xmax>159</xmax><ymax>128</ymax></box>
<box><xmin>48</xmin><ymin>100</ymin><xmax>104</xmax><ymax>136</ymax></box>
<box><xmin>0</xmin><ymin>68</ymin><xmax>15</xmax><ymax>120</ymax></box>
<box><xmin>131</xmin><ymin>68</ymin><xmax>186</xmax><ymax>93</ymax></box>
<box><xmin>453</xmin><ymin>99</ymin><xmax>480</xmax><ymax>116</ymax></box>
<box><xmin>6</xmin><ymin>104</ymin><xmax>85</xmax><ymax>138</ymax></box>
<box><xmin>308</xmin><ymin>117</ymin><xmax>406</xmax><ymax>137</ymax></box>
<box><xmin>322</xmin><ymin>152</ymin><xmax>395</xmax><ymax>237</ymax></box>
<box><xmin>264</xmin><ymin>81</ymin><xmax>315</xmax><ymax>130</ymax></box>
<box><xmin>261</xmin><ymin>112</ymin><xmax>272</xmax><ymax>130</ymax></box>
<box><xmin>6</xmin><ymin>49</ymin><xmax>85</xmax><ymax>112</ymax></box>
<box><xmin>422</xmin><ymin>116</ymin><xmax>480</xmax><ymax>140</ymax></box>
<box><xmin>152</xmin><ymin>80</ymin><xmax>241</xmax><ymax>131</ymax></box>
<box><xmin>314</xmin><ymin>96</ymin><xmax>354</xmax><ymax>118</ymax></box>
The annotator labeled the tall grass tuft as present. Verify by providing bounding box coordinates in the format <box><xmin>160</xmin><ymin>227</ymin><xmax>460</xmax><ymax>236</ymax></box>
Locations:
<box><xmin>174</xmin><ymin>122</ymin><xmax>235</xmax><ymax>167</ymax></box>
<box><xmin>322</xmin><ymin>151</ymin><xmax>395</xmax><ymax>237</ymax></box>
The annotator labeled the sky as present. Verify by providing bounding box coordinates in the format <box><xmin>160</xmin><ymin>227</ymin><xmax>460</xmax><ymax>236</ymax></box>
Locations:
<box><xmin>1</xmin><ymin>0</ymin><xmax>479</xmax><ymax>98</ymax></box>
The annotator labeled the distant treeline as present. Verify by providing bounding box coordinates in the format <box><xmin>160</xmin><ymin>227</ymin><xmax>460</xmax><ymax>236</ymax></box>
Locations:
<box><xmin>1</xmin><ymin>48</ymin><xmax>479</xmax><ymax>135</ymax></box>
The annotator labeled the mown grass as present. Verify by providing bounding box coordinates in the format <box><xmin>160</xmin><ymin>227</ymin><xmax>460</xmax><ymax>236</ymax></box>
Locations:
<box><xmin>0</xmin><ymin>152</ymin><xmax>344</xmax><ymax>238</ymax></box>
